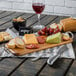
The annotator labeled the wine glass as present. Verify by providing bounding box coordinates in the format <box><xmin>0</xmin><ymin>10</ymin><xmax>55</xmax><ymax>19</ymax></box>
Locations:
<box><xmin>32</xmin><ymin>0</ymin><xmax>45</xmax><ymax>32</ymax></box>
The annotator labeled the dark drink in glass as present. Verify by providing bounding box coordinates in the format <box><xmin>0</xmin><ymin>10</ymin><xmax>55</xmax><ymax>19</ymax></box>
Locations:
<box><xmin>32</xmin><ymin>0</ymin><xmax>45</xmax><ymax>32</ymax></box>
<box><xmin>32</xmin><ymin>3</ymin><xmax>45</xmax><ymax>14</ymax></box>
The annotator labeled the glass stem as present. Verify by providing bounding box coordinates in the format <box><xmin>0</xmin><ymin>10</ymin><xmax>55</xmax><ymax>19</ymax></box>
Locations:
<box><xmin>37</xmin><ymin>14</ymin><xmax>40</xmax><ymax>25</ymax></box>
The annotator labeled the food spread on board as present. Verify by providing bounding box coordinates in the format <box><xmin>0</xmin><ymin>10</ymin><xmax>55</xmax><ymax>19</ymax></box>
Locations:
<box><xmin>6</xmin><ymin>22</ymin><xmax>71</xmax><ymax>49</ymax></box>
<box><xmin>6</xmin><ymin>37</ymin><xmax>25</xmax><ymax>49</ymax></box>
<box><xmin>3</xmin><ymin>17</ymin><xmax>74</xmax><ymax>55</ymax></box>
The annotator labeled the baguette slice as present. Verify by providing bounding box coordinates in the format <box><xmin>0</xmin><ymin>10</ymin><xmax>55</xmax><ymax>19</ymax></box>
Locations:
<box><xmin>23</xmin><ymin>34</ymin><xmax>38</xmax><ymax>44</ymax></box>
<box><xmin>7</xmin><ymin>39</ymin><xmax>15</xmax><ymax>49</ymax></box>
<box><xmin>15</xmin><ymin>37</ymin><xmax>25</xmax><ymax>49</ymax></box>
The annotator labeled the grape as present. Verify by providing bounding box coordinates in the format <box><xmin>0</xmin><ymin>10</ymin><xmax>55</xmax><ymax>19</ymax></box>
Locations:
<box><xmin>38</xmin><ymin>31</ymin><xmax>41</xmax><ymax>35</ymax></box>
<box><xmin>48</xmin><ymin>28</ymin><xmax>54</xmax><ymax>35</ymax></box>
<box><xmin>38</xmin><ymin>30</ymin><xmax>45</xmax><ymax>35</ymax></box>
<box><xmin>41</xmin><ymin>27</ymin><xmax>47</xmax><ymax>32</ymax></box>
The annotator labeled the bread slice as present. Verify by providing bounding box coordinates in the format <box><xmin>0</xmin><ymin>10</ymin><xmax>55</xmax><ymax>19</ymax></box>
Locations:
<box><xmin>15</xmin><ymin>37</ymin><xmax>25</xmax><ymax>49</ymax></box>
<box><xmin>0</xmin><ymin>32</ymin><xmax>12</xmax><ymax>41</ymax></box>
<box><xmin>0</xmin><ymin>35</ymin><xmax>4</xmax><ymax>42</ymax></box>
<box><xmin>7</xmin><ymin>39</ymin><xmax>15</xmax><ymax>49</ymax></box>
<box><xmin>60</xmin><ymin>18</ymin><xmax>76</xmax><ymax>32</ymax></box>
<box><xmin>0</xmin><ymin>32</ymin><xmax>9</xmax><ymax>36</ymax></box>
<box><xmin>3</xmin><ymin>35</ymin><xmax>12</xmax><ymax>41</ymax></box>
<box><xmin>23</xmin><ymin>34</ymin><xmax>38</xmax><ymax>44</ymax></box>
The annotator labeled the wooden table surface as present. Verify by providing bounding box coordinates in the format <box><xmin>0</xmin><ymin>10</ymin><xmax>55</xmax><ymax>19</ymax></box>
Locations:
<box><xmin>0</xmin><ymin>10</ymin><xmax>76</xmax><ymax>76</ymax></box>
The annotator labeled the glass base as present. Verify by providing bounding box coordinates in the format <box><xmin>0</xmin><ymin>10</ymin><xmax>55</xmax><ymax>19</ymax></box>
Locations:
<box><xmin>32</xmin><ymin>25</ymin><xmax>45</xmax><ymax>32</ymax></box>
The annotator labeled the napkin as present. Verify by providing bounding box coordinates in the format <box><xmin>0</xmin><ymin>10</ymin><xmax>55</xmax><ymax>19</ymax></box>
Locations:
<box><xmin>0</xmin><ymin>28</ymin><xmax>75</xmax><ymax>59</ymax></box>
<box><xmin>6</xmin><ymin>28</ymin><xmax>18</xmax><ymax>38</ymax></box>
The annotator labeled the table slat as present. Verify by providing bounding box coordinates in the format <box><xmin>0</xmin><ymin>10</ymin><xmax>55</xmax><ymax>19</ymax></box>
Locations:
<box><xmin>66</xmin><ymin>60</ymin><xmax>76</xmax><ymax>76</ymax></box>
<box><xmin>0</xmin><ymin>58</ymin><xmax>27</xmax><ymax>76</ymax></box>
<box><xmin>0</xmin><ymin>13</ymin><xmax>35</xmax><ymax>30</ymax></box>
<box><xmin>0</xmin><ymin>11</ymin><xmax>15</xmax><ymax>19</ymax></box>
<box><xmin>0</xmin><ymin>12</ymin><xmax>24</xmax><ymax>26</ymax></box>
<box><xmin>39</xmin><ymin>59</ymin><xmax>72</xmax><ymax>76</ymax></box>
<box><xmin>0</xmin><ymin>11</ymin><xmax>5</xmax><ymax>14</ymax></box>
<box><xmin>11</xmin><ymin>59</ymin><xmax>47</xmax><ymax>76</ymax></box>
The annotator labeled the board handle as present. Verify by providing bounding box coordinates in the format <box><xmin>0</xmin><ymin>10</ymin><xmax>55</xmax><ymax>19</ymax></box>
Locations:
<box><xmin>65</xmin><ymin>31</ymin><xmax>74</xmax><ymax>39</ymax></box>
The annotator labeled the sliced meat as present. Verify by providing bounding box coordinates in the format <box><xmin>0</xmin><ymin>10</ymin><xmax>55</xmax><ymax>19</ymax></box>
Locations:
<box><xmin>37</xmin><ymin>36</ymin><xmax>46</xmax><ymax>44</ymax></box>
<box><xmin>26</xmin><ymin>44</ymin><xmax>39</xmax><ymax>49</ymax></box>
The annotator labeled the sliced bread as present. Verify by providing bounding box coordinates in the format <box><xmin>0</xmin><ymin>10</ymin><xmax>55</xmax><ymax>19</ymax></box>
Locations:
<box><xmin>7</xmin><ymin>39</ymin><xmax>15</xmax><ymax>49</ymax></box>
<box><xmin>15</xmin><ymin>37</ymin><xmax>25</xmax><ymax>49</ymax></box>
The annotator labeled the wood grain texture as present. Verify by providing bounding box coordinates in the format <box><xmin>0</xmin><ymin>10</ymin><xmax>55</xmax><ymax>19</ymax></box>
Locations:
<box><xmin>0</xmin><ymin>11</ymin><xmax>74</xmax><ymax>76</ymax></box>
<box><xmin>72</xmin><ymin>33</ymin><xmax>76</xmax><ymax>57</ymax></box>
<box><xmin>26</xmin><ymin>14</ymin><xmax>46</xmax><ymax>27</ymax></box>
<box><xmin>0</xmin><ymin>58</ymin><xmax>26</xmax><ymax>76</ymax></box>
<box><xmin>0</xmin><ymin>12</ymin><xmax>24</xmax><ymax>26</ymax></box>
<box><xmin>0</xmin><ymin>11</ymin><xmax>15</xmax><ymax>19</ymax></box>
<box><xmin>0</xmin><ymin>13</ymin><xmax>35</xmax><ymax>30</ymax></box>
<box><xmin>66</xmin><ymin>60</ymin><xmax>76</xmax><ymax>76</ymax></box>
<box><xmin>39</xmin><ymin>59</ymin><xmax>72</xmax><ymax>76</ymax></box>
<box><xmin>46</xmin><ymin>16</ymin><xmax>68</xmax><ymax>26</ymax></box>
<box><xmin>11</xmin><ymin>59</ymin><xmax>47</xmax><ymax>76</ymax></box>
<box><xmin>0</xmin><ymin>11</ymin><xmax>5</xmax><ymax>14</ymax></box>
<box><xmin>65</xmin><ymin>33</ymin><xmax>76</xmax><ymax>76</ymax></box>
<box><xmin>7</xmin><ymin>38</ymin><xmax>73</xmax><ymax>56</ymax></box>
<box><xmin>33</xmin><ymin>15</ymin><xmax>57</xmax><ymax>26</ymax></box>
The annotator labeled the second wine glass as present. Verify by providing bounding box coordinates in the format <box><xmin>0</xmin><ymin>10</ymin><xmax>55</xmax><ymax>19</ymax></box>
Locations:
<box><xmin>32</xmin><ymin>0</ymin><xmax>45</xmax><ymax>32</ymax></box>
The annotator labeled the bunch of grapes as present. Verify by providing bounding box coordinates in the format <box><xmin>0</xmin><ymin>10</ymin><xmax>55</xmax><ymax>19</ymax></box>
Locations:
<box><xmin>38</xmin><ymin>26</ymin><xmax>60</xmax><ymax>36</ymax></box>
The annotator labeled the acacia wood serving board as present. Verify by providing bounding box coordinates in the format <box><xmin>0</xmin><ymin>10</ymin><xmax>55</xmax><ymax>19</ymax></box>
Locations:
<box><xmin>8</xmin><ymin>38</ymin><xmax>73</xmax><ymax>56</ymax></box>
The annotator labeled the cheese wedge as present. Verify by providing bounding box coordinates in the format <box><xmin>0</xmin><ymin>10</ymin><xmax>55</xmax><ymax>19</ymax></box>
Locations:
<box><xmin>46</xmin><ymin>32</ymin><xmax>62</xmax><ymax>44</ymax></box>
<box><xmin>23</xmin><ymin>34</ymin><xmax>38</xmax><ymax>44</ymax></box>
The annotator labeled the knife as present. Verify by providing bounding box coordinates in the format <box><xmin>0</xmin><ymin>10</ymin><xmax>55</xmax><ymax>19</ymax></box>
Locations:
<box><xmin>47</xmin><ymin>45</ymin><xmax>68</xmax><ymax>65</ymax></box>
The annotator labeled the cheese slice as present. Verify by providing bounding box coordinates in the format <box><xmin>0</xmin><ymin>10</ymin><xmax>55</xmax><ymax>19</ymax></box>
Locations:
<box><xmin>23</xmin><ymin>34</ymin><xmax>38</xmax><ymax>44</ymax></box>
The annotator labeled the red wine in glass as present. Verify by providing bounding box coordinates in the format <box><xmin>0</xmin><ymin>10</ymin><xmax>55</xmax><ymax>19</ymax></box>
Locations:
<box><xmin>32</xmin><ymin>0</ymin><xmax>45</xmax><ymax>32</ymax></box>
<box><xmin>32</xmin><ymin>3</ymin><xmax>45</xmax><ymax>14</ymax></box>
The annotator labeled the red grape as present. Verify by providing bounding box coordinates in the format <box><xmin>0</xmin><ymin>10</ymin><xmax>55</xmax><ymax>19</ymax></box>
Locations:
<box><xmin>41</xmin><ymin>27</ymin><xmax>47</xmax><ymax>32</ymax></box>
<box><xmin>48</xmin><ymin>28</ymin><xmax>54</xmax><ymax>35</ymax></box>
<box><xmin>38</xmin><ymin>30</ymin><xmax>45</xmax><ymax>35</ymax></box>
<box><xmin>53</xmin><ymin>26</ymin><xmax>60</xmax><ymax>34</ymax></box>
<box><xmin>41</xmin><ymin>31</ymin><xmax>45</xmax><ymax>35</ymax></box>
<box><xmin>38</xmin><ymin>31</ymin><xmax>41</xmax><ymax>35</ymax></box>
